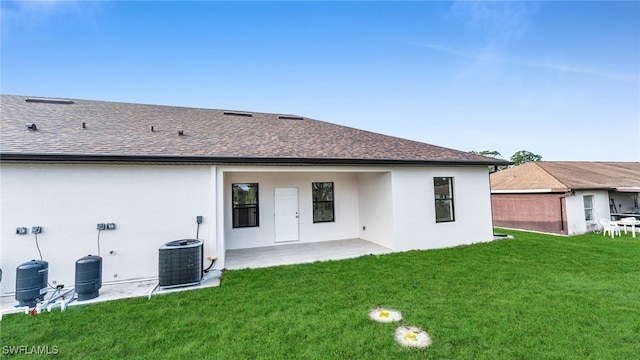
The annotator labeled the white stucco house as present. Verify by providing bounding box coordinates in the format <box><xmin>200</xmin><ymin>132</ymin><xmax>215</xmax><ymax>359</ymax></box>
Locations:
<box><xmin>0</xmin><ymin>94</ymin><xmax>506</xmax><ymax>294</ymax></box>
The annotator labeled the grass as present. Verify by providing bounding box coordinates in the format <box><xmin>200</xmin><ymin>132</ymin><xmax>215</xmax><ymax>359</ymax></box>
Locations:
<box><xmin>2</xmin><ymin>229</ymin><xmax>639</xmax><ymax>359</ymax></box>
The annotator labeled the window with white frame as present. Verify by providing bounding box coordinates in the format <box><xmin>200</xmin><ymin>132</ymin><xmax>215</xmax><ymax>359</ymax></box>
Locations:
<box><xmin>583</xmin><ymin>195</ymin><xmax>594</xmax><ymax>221</ymax></box>
<box><xmin>434</xmin><ymin>177</ymin><xmax>455</xmax><ymax>222</ymax></box>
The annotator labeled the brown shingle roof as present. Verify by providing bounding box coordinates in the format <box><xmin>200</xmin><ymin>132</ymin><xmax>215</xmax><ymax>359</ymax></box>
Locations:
<box><xmin>490</xmin><ymin>161</ymin><xmax>640</xmax><ymax>192</ymax></box>
<box><xmin>1</xmin><ymin>95</ymin><xmax>506</xmax><ymax>165</ymax></box>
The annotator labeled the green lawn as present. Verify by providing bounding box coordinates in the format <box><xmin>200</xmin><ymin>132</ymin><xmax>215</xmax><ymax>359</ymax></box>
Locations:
<box><xmin>2</xmin><ymin>229</ymin><xmax>639</xmax><ymax>359</ymax></box>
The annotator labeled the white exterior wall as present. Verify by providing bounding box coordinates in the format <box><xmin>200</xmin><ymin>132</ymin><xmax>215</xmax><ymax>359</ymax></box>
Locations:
<box><xmin>390</xmin><ymin>167</ymin><xmax>494</xmax><ymax>251</ymax></box>
<box><xmin>357</xmin><ymin>172</ymin><xmax>394</xmax><ymax>249</ymax></box>
<box><xmin>565</xmin><ymin>190</ymin><xmax>610</xmax><ymax>235</ymax></box>
<box><xmin>0</xmin><ymin>164</ymin><xmax>216</xmax><ymax>295</ymax></box>
<box><xmin>223</xmin><ymin>170</ymin><xmax>361</xmax><ymax>250</ymax></box>
<box><xmin>1</xmin><ymin>163</ymin><xmax>496</xmax><ymax>292</ymax></box>
<box><xmin>220</xmin><ymin>165</ymin><xmax>494</xmax><ymax>254</ymax></box>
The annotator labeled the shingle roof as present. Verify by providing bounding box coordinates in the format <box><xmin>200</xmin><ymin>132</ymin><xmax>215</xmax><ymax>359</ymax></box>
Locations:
<box><xmin>1</xmin><ymin>94</ymin><xmax>506</xmax><ymax>165</ymax></box>
<box><xmin>490</xmin><ymin>161</ymin><xmax>640</xmax><ymax>192</ymax></box>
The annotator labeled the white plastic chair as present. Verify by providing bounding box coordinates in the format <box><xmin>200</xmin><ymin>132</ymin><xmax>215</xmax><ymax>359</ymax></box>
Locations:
<box><xmin>600</xmin><ymin>218</ymin><xmax>621</xmax><ymax>238</ymax></box>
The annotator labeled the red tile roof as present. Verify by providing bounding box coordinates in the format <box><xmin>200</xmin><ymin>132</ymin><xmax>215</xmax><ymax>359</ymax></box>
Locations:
<box><xmin>490</xmin><ymin>161</ymin><xmax>640</xmax><ymax>192</ymax></box>
<box><xmin>1</xmin><ymin>94</ymin><xmax>506</xmax><ymax>165</ymax></box>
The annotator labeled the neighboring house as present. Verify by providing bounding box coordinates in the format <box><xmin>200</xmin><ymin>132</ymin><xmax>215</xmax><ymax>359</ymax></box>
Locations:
<box><xmin>0</xmin><ymin>94</ymin><xmax>506</xmax><ymax>294</ymax></box>
<box><xmin>490</xmin><ymin>161</ymin><xmax>640</xmax><ymax>235</ymax></box>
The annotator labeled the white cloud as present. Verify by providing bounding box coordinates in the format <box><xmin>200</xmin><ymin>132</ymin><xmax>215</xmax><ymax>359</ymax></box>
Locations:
<box><xmin>439</xmin><ymin>2</ymin><xmax>639</xmax><ymax>83</ymax></box>
<box><xmin>449</xmin><ymin>1</ymin><xmax>540</xmax><ymax>42</ymax></box>
<box><xmin>1</xmin><ymin>0</ymin><xmax>101</xmax><ymax>36</ymax></box>
<box><xmin>421</xmin><ymin>43</ymin><xmax>639</xmax><ymax>83</ymax></box>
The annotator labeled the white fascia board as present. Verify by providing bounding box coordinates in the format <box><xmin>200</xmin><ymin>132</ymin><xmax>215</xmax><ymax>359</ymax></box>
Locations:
<box><xmin>614</xmin><ymin>187</ymin><xmax>640</xmax><ymax>193</ymax></box>
<box><xmin>491</xmin><ymin>189</ymin><xmax>555</xmax><ymax>194</ymax></box>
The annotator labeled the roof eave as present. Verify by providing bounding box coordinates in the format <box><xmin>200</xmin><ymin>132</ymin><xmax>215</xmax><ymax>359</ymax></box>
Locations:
<box><xmin>491</xmin><ymin>189</ymin><xmax>568</xmax><ymax>194</ymax></box>
<box><xmin>0</xmin><ymin>153</ymin><xmax>508</xmax><ymax>167</ymax></box>
<box><xmin>614</xmin><ymin>187</ymin><xmax>640</xmax><ymax>193</ymax></box>
<box><xmin>492</xmin><ymin>186</ymin><xmax>640</xmax><ymax>193</ymax></box>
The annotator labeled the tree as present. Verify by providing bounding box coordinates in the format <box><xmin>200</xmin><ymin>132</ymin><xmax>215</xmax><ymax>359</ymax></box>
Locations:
<box><xmin>470</xmin><ymin>150</ymin><xmax>543</xmax><ymax>171</ymax></box>
<box><xmin>510</xmin><ymin>150</ymin><xmax>542</xmax><ymax>166</ymax></box>
<box><xmin>469</xmin><ymin>150</ymin><xmax>507</xmax><ymax>172</ymax></box>
<box><xmin>469</xmin><ymin>150</ymin><xmax>503</xmax><ymax>159</ymax></box>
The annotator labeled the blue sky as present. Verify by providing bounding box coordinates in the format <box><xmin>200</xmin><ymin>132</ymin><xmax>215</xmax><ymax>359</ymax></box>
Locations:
<box><xmin>2</xmin><ymin>1</ymin><xmax>639</xmax><ymax>161</ymax></box>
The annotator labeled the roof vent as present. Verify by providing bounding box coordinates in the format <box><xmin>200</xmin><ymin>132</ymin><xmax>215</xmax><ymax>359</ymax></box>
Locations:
<box><xmin>26</xmin><ymin>123</ymin><xmax>38</xmax><ymax>131</ymax></box>
<box><xmin>178</xmin><ymin>130</ymin><xmax>185</xmax><ymax>136</ymax></box>
<box><xmin>26</xmin><ymin>97</ymin><xmax>74</xmax><ymax>105</ymax></box>
<box><xmin>278</xmin><ymin>115</ymin><xmax>304</xmax><ymax>120</ymax></box>
<box><xmin>223</xmin><ymin>111</ymin><xmax>253</xmax><ymax>117</ymax></box>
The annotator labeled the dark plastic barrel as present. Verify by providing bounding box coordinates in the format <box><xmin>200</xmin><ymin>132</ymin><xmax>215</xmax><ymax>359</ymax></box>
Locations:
<box><xmin>15</xmin><ymin>260</ymin><xmax>49</xmax><ymax>307</ymax></box>
<box><xmin>75</xmin><ymin>255</ymin><xmax>102</xmax><ymax>301</ymax></box>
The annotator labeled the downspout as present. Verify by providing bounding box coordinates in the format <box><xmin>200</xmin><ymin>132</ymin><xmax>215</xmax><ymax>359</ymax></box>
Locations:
<box><xmin>488</xmin><ymin>169</ymin><xmax>497</xmax><ymax>234</ymax></box>
<box><xmin>559</xmin><ymin>197</ymin><xmax>565</xmax><ymax>233</ymax></box>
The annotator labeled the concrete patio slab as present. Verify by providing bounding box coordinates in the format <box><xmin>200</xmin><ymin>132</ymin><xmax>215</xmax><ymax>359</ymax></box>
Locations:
<box><xmin>225</xmin><ymin>238</ymin><xmax>394</xmax><ymax>270</ymax></box>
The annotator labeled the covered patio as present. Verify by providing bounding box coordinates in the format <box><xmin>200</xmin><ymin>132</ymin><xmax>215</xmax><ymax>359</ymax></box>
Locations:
<box><xmin>225</xmin><ymin>238</ymin><xmax>394</xmax><ymax>270</ymax></box>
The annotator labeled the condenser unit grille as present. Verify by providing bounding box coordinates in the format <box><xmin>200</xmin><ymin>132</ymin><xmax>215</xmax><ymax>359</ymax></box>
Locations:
<box><xmin>158</xmin><ymin>239</ymin><xmax>202</xmax><ymax>288</ymax></box>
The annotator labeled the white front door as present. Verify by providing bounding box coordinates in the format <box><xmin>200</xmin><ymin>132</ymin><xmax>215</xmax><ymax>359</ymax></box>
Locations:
<box><xmin>274</xmin><ymin>187</ymin><xmax>299</xmax><ymax>242</ymax></box>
